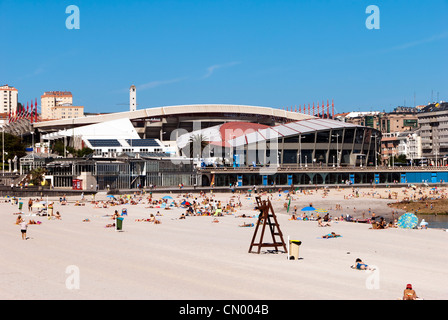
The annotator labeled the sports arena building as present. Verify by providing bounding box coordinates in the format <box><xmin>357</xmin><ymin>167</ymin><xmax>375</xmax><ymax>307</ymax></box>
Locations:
<box><xmin>4</xmin><ymin>103</ymin><xmax>390</xmax><ymax>189</ymax></box>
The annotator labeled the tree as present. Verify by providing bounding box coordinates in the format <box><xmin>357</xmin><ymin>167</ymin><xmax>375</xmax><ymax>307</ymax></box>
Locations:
<box><xmin>67</xmin><ymin>146</ymin><xmax>93</xmax><ymax>157</ymax></box>
<box><xmin>29</xmin><ymin>167</ymin><xmax>47</xmax><ymax>185</ymax></box>
<box><xmin>394</xmin><ymin>154</ymin><xmax>407</xmax><ymax>164</ymax></box>
<box><xmin>52</xmin><ymin>139</ymin><xmax>93</xmax><ymax>157</ymax></box>
<box><xmin>0</xmin><ymin>132</ymin><xmax>27</xmax><ymax>163</ymax></box>
<box><xmin>182</xmin><ymin>134</ymin><xmax>209</xmax><ymax>158</ymax></box>
<box><xmin>52</xmin><ymin>140</ymin><xmax>65</xmax><ymax>155</ymax></box>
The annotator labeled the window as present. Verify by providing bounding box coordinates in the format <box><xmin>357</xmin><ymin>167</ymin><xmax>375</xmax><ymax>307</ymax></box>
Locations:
<box><xmin>284</xmin><ymin>136</ymin><xmax>300</xmax><ymax>143</ymax></box>
<box><xmin>344</xmin><ymin>129</ymin><xmax>354</xmax><ymax>144</ymax></box>
<box><xmin>283</xmin><ymin>150</ymin><xmax>297</xmax><ymax>164</ymax></box>
<box><xmin>316</xmin><ymin>131</ymin><xmax>330</xmax><ymax>143</ymax></box>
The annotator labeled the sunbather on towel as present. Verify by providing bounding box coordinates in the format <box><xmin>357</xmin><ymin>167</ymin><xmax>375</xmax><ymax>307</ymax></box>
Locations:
<box><xmin>353</xmin><ymin>258</ymin><xmax>374</xmax><ymax>270</ymax></box>
<box><xmin>321</xmin><ymin>232</ymin><xmax>340</xmax><ymax>239</ymax></box>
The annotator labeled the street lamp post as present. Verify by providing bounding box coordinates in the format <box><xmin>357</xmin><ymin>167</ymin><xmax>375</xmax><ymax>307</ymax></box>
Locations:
<box><xmin>2</xmin><ymin>127</ymin><xmax>4</xmax><ymax>176</ymax></box>
<box><xmin>298</xmin><ymin>135</ymin><xmax>306</xmax><ymax>168</ymax></box>
<box><xmin>435</xmin><ymin>150</ymin><xmax>439</xmax><ymax>168</ymax></box>
<box><xmin>373</xmin><ymin>134</ymin><xmax>378</xmax><ymax>169</ymax></box>
<box><xmin>331</xmin><ymin>133</ymin><xmax>340</xmax><ymax>167</ymax></box>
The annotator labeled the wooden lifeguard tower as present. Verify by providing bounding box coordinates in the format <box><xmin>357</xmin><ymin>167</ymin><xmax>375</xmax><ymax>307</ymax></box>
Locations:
<box><xmin>248</xmin><ymin>196</ymin><xmax>287</xmax><ymax>254</ymax></box>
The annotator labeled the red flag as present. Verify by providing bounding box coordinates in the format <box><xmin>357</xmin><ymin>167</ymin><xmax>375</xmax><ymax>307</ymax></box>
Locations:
<box><xmin>35</xmin><ymin>98</ymin><xmax>38</xmax><ymax>123</ymax></box>
<box><xmin>332</xmin><ymin>99</ymin><xmax>334</xmax><ymax>118</ymax></box>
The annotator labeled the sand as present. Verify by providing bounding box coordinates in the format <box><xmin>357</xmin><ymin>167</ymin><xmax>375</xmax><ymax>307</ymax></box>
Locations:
<box><xmin>1</xmin><ymin>186</ymin><xmax>448</xmax><ymax>300</ymax></box>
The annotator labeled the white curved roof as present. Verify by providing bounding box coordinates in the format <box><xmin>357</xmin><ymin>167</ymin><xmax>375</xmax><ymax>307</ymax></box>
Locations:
<box><xmin>228</xmin><ymin>118</ymin><xmax>363</xmax><ymax>147</ymax></box>
<box><xmin>33</xmin><ymin>104</ymin><xmax>315</xmax><ymax>129</ymax></box>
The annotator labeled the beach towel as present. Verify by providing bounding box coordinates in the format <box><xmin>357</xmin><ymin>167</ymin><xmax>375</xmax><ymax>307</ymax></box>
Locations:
<box><xmin>317</xmin><ymin>235</ymin><xmax>342</xmax><ymax>239</ymax></box>
<box><xmin>239</xmin><ymin>223</ymin><xmax>254</xmax><ymax>227</ymax></box>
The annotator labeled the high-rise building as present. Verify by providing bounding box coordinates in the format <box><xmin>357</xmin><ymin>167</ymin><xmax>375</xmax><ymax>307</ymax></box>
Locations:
<box><xmin>41</xmin><ymin>91</ymin><xmax>84</xmax><ymax>120</ymax></box>
<box><xmin>418</xmin><ymin>102</ymin><xmax>448</xmax><ymax>165</ymax></box>
<box><xmin>0</xmin><ymin>84</ymin><xmax>18</xmax><ymax>115</ymax></box>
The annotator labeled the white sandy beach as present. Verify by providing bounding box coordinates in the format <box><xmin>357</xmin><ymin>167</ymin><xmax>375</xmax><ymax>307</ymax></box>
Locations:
<box><xmin>1</xmin><ymin>187</ymin><xmax>448</xmax><ymax>300</ymax></box>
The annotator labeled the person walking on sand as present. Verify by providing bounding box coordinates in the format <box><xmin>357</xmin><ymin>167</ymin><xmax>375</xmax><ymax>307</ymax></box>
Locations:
<box><xmin>28</xmin><ymin>198</ymin><xmax>33</xmax><ymax>212</ymax></box>
<box><xmin>20</xmin><ymin>219</ymin><xmax>28</xmax><ymax>240</ymax></box>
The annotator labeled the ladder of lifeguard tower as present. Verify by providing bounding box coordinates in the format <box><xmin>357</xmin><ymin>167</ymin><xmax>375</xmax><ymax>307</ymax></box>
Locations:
<box><xmin>248</xmin><ymin>197</ymin><xmax>287</xmax><ymax>254</ymax></box>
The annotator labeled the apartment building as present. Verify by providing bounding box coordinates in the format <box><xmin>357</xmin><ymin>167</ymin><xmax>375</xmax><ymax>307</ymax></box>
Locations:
<box><xmin>418</xmin><ymin>102</ymin><xmax>448</xmax><ymax>165</ymax></box>
<box><xmin>0</xmin><ymin>84</ymin><xmax>18</xmax><ymax>115</ymax></box>
<box><xmin>342</xmin><ymin>107</ymin><xmax>418</xmax><ymax>134</ymax></box>
<box><xmin>41</xmin><ymin>91</ymin><xmax>84</xmax><ymax>120</ymax></box>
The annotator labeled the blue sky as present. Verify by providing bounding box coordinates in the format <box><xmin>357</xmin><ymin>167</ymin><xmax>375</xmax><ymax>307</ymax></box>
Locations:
<box><xmin>1</xmin><ymin>0</ymin><xmax>447</xmax><ymax>114</ymax></box>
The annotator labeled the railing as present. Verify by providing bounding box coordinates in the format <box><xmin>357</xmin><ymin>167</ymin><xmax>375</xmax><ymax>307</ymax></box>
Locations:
<box><xmin>197</xmin><ymin>165</ymin><xmax>448</xmax><ymax>172</ymax></box>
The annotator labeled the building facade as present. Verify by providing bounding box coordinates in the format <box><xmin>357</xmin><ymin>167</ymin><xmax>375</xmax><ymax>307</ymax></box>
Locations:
<box><xmin>341</xmin><ymin>107</ymin><xmax>418</xmax><ymax>134</ymax></box>
<box><xmin>0</xmin><ymin>84</ymin><xmax>18</xmax><ymax>115</ymax></box>
<box><xmin>41</xmin><ymin>91</ymin><xmax>84</xmax><ymax>120</ymax></box>
<box><xmin>418</xmin><ymin>102</ymin><xmax>448</xmax><ymax>166</ymax></box>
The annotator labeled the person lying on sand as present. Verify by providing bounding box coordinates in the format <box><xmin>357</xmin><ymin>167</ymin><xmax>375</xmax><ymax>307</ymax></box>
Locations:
<box><xmin>239</xmin><ymin>222</ymin><xmax>254</xmax><ymax>227</ymax></box>
<box><xmin>352</xmin><ymin>258</ymin><xmax>374</xmax><ymax>270</ymax></box>
<box><xmin>321</xmin><ymin>232</ymin><xmax>340</xmax><ymax>239</ymax></box>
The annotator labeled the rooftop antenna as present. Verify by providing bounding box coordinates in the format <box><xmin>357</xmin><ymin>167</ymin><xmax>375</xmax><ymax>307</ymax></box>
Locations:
<box><xmin>130</xmin><ymin>85</ymin><xmax>137</xmax><ymax>112</ymax></box>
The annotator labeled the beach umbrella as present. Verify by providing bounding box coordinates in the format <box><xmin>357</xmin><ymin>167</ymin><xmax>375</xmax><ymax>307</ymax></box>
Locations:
<box><xmin>162</xmin><ymin>196</ymin><xmax>173</xmax><ymax>200</ymax></box>
<box><xmin>397</xmin><ymin>212</ymin><xmax>419</xmax><ymax>229</ymax></box>
<box><xmin>301</xmin><ymin>206</ymin><xmax>315</xmax><ymax>212</ymax></box>
<box><xmin>106</xmin><ymin>195</ymin><xmax>115</xmax><ymax>198</ymax></box>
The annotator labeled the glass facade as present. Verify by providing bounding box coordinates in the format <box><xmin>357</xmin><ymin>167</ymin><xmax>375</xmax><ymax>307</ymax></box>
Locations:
<box><xmin>45</xmin><ymin>158</ymin><xmax>196</xmax><ymax>190</ymax></box>
<box><xmin>229</xmin><ymin>126</ymin><xmax>380</xmax><ymax>168</ymax></box>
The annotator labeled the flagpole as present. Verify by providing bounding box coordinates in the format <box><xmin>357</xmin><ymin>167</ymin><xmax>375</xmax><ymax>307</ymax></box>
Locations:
<box><xmin>2</xmin><ymin>127</ymin><xmax>4</xmax><ymax>176</ymax></box>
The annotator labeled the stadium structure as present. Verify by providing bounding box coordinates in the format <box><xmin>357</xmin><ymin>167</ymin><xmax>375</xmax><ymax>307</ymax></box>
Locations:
<box><xmin>2</xmin><ymin>98</ymin><xmax>389</xmax><ymax>189</ymax></box>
